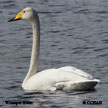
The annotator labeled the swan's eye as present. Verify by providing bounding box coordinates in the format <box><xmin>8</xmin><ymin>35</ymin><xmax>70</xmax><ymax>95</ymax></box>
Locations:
<box><xmin>23</xmin><ymin>11</ymin><xmax>26</xmax><ymax>13</ymax></box>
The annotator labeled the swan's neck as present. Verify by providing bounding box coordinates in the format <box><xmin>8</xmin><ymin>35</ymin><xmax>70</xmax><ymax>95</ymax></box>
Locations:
<box><xmin>22</xmin><ymin>13</ymin><xmax>40</xmax><ymax>86</ymax></box>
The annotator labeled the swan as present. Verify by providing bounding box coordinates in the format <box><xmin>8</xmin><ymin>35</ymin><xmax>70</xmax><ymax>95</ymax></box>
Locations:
<box><xmin>8</xmin><ymin>7</ymin><xmax>100</xmax><ymax>91</ymax></box>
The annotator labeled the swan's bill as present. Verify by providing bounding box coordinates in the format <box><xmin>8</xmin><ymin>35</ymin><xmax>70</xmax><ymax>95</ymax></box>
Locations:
<box><xmin>8</xmin><ymin>11</ymin><xmax>23</xmax><ymax>22</ymax></box>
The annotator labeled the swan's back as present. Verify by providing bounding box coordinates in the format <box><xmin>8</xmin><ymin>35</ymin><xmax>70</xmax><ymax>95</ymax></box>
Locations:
<box><xmin>59</xmin><ymin>66</ymin><xmax>93</xmax><ymax>79</ymax></box>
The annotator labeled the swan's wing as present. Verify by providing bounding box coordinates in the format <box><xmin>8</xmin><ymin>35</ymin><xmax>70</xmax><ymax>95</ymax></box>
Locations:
<box><xmin>55</xmin><ymin>79</ymin><xmax>99</xmax><ymax>91</ymax></box>
<box><xmin>58</xmin><ymin>66</ymin><xmax>93</xmax><ymax>79</ymax></box>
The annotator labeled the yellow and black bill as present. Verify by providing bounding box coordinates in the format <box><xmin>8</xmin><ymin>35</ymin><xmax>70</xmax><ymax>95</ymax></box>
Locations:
<box><xmin>8</xmin><ymin>11</ymin><xmax>23</xmax><ymax>22</ymax></box>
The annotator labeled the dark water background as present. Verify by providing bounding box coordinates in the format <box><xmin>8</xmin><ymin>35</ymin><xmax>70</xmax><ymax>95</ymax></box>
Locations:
<box><xmin>0</xmin><ymin>0</ymin><xmax>108</xmax><ymax>108</ymax></box>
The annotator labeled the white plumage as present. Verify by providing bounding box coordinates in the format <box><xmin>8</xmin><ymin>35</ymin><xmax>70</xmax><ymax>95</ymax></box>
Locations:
<box><xmin>23</xmin><ymin>66</ymin><xmax>99</xmax><ymax>91</ymax></box>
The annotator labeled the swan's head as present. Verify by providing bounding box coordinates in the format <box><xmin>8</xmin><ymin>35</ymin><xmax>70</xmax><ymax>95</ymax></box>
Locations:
<box><xmin>8</xmin><ymin>7</ymin><xmax>36</xmax><ymax>22</ymax></box>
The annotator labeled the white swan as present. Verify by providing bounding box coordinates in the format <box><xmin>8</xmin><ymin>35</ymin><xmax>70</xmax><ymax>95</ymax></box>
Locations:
<box><xmin>8</xmin><ymin>7</ymin><xmax>100</xmax><ymax>91</ymax></box>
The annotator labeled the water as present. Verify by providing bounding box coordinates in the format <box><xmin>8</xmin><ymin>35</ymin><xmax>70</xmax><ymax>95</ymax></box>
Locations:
<box><xmin>0</xmin><ymin>0</ymin><xmax>108</xmax><ymax>107</ymax></box>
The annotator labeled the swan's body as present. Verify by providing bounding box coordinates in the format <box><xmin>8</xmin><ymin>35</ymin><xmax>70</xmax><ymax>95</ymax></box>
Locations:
<box><xmin>22</xmin><ymin>66</ymin><xmax>99</xmax><ymax>91</ymax></box>
<box><xmin>9</xmin><ymin>7</ymin><xmax>100</xmax><ymax>91</ymax></box>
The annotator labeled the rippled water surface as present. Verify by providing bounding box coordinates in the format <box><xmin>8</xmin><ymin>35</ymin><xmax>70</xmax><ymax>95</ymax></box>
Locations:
<box><xmin>0</xmin><ymin>0</ymin><xmax>108</xmax><ymax>108</ymax></box>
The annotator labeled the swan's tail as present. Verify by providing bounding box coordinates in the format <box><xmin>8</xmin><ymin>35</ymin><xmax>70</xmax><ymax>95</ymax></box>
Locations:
<box><xmin>55</xmin><ymin>79</ymin><xmax>100</xmax><ymax>91</ymax></box>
